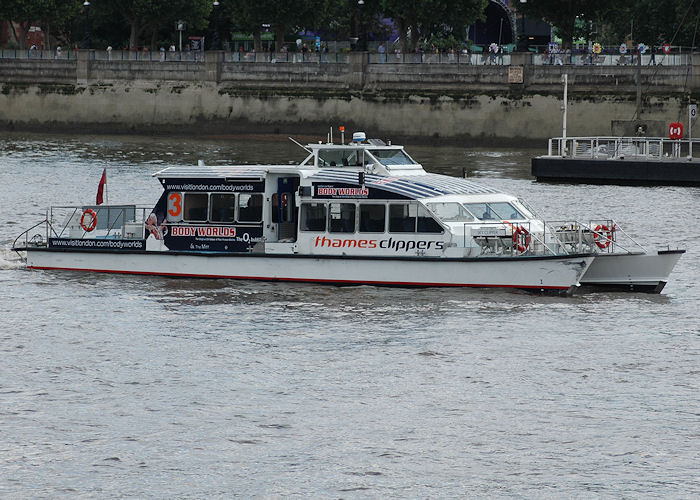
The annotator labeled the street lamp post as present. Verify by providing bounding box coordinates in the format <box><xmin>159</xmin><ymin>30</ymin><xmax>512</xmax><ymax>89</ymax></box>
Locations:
<box><xmin>176</xmin><ymin>21</ymin><xmax>185</xmax><ymax>52</ymax></box>
<box><xmin>212</xmin><ymin>1</ymin><xmax>220</xmax><ymax>50</ymax></box>
<box><xmin>518</xmin><ymin>0</ymin><xmax>526</xmax><ymax>52</ymax></box>
<box><xmin>83</xmin><ymin>1</ymin><xmax>91</xmax><ymax>49</ymax></box>
<box><xmin>357</xmin><ymin>0</ymin><xmax>366</xmax><ymax>51</ymax></box>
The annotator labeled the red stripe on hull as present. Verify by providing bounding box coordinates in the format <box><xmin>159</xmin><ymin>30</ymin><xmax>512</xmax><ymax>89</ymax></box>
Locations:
<box><xmin>27</xmin><ymin>265</ymin><xmax>570</xmax><ymax>291</ymax></box>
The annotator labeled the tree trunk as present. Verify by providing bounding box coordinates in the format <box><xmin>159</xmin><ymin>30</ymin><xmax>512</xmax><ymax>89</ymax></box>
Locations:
<box><xmin>42</xmin><ymin>23</ymin><xmax>51</xmax><ymax>51</ymax></box>
<box><xmin>14</xmin><ymin>21</ymin><xmax>30</xmax><ymax>49</ymax></box>
<box><xmin>129</xmin><ymin>21</ymin><xmax>139</xmax><ymax>49</ymax></box>
<box><xmin>8</xmin><ymin>20</ymin><xmax>20</xmax><ymax>47</ymax></box>
<box><xmin>396</xmin><ymin>18</ymin><xmax>408</xmax><ymax>54</ymax></box>
<box><xmin>253</xmin><ymin>26</ymin><xmax>262</xmax><ymax>52</ymax></box>
<box><xmin>275</xmin><ymin>24</ymin><xmax>286</xmax><ymax>52</ymax></box>
<box><xmin>409</xmin><ymin>23</ymin><xmax>419</xmax><ymax>52</ymax></box>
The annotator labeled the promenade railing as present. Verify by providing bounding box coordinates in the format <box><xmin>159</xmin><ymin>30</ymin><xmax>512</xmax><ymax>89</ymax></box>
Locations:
<box><xmin>532</xmin><ymin>52</ymin><xmax>691</xmax><ymax>66</ymax></box>
<box><xmin>0</xmin><ymin>48</ymin><xmax>695</xmax><ymax>67</ymax></box>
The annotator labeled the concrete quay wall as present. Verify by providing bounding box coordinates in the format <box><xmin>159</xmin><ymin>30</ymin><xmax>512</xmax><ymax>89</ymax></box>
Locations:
<box><xmin>0</xmin><ymin>51</ymin><xmax>697</xmax><ymax>142</ymax></box>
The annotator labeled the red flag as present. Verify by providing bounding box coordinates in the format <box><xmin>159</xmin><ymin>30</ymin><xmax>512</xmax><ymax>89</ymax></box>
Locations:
<box><xmin>96</xmin><ymin>168</ymin><xmax>107</xmax><ymax>205</ymax></box>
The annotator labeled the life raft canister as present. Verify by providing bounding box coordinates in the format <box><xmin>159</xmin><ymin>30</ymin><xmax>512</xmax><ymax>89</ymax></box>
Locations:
<box><xmin>593</xmin><ymin>224</ymin><xmax>614</xmax><ymax>249</ymax></box>
<box><xmin>80</xmin><ymin>208</ymin><xmax>97</xmax><ymax>232</ymax></box>
<box><xmin>512</xmin><ymin>225</ymin><xmax>531</xmax><ymax>253</ymax></box>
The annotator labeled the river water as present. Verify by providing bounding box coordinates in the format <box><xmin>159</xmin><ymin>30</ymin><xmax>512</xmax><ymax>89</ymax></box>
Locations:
<box><xmin>1</xmin><ymin>133</ymin><xmax>698</xmax><ymax>498</ymax></box>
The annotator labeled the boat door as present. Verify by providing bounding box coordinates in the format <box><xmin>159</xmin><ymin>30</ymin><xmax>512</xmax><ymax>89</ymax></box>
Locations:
<box><xmin>271</xmin><ymin>176</ymin><xmax>298</xmax><ymax>242</ymax></box>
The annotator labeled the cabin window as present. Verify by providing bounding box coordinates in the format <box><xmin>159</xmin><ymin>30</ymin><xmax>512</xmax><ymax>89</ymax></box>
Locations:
<box><xmin>493</xmin><ymin>202</ymin><xmax>525</xmax><ymax>220</ymax></box>
<box><xmin>328</xmin><ymin>203</ymin><xmax>356</xmax><ymax>233</ymax></box>
<box><xmin>318</xmin><ymin>149</ymin><xmax>365</xmax><ymax>167</ymax></box>
<box><xmin>425</xmin><ymin>202</ymin><xmax>474</xmax><ymax>222</ymax></box>
<box><xmin>300</xmin><ymin>203</ymin><xmax>327</xmax><ymax>231</ymax></box>
<box><xmin>389</xmin><ymin>203</ymin><xmax>417</xmax><ymax>233</ymax></box>
<box><xmin>371</xmin><ymin>149</ymin><xmax>416</xmax><ymax>165</ymax></box>
<box><xmin>183</xmin><ymin>193</ymin><xmax>209</xmax><ymax>222</ymax></box>
<box><xmin>417</xmin><ymin>205</ymin><xmax>443</xmax><ymax>233</ymax></box>
<box><xmin>464</xmin><ymin>202</ymin><xmax>525</xmax><ymax>221</ymax></box>
<box><xmin>210</xmin><ymin>194</ymin><xmax>235</xmax><ymax>223</ymax></box>
<box><xmin>238</xmin><ymin>193</ymin><xmax>263</xmax><ymax>222</ymax></box>
<box><xmin>359</xmin><ymin>204</ymin><xmax>385</xmax><ymax>232</ymax></box>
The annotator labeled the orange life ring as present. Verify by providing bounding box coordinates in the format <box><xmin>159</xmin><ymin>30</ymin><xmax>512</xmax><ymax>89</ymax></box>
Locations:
<box><xmin>80</xmin><ymin>208</ymin><xmax>97</xmax><ymax>232</ymax></box>
<box><xmin>593</xmin><ymin>224</ymin><xmax>613</xmax><ymax>249</ymax></box>
<box><xmin>512</xmin><ymin>225</ymin><xmax>531</xmax><ymax>253</ymax></box>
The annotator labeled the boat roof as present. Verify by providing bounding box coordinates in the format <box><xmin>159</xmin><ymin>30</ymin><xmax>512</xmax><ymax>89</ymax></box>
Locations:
<box><xmin>153</xmin><ymin>135</ymin><xmax>503</xmax><ymax>199</ymax></box>
<box><xmin>153</xmin><ymin>166</ymin><xmax>283</xmax><ymax>179</ymax></box>
<box><xmin>308</xmin><ymin>170</ymin><xmax>501</xmax><ymax>198</ymax></box>
<box><xmin>154</xmin><ymin>165</ymin><xmax>502</xmax><ymax>199</ymax></box>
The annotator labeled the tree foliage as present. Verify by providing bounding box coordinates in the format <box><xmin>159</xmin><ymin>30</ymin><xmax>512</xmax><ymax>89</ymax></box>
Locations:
<box><xmin>601</xmin><ymin>0</ymin><xmax>700</xmax><ymax>47</ymax></box>
<box><xmin>3</xmin><ymin>0</ymin><xmax>700</xmax><ymax>53</ymax></box>
<box><xmin>381</xmin><ymin>0</ymin><xmax>487</xmax><ymax>52</ymax></box>
<box><xmin>0</xmin><ymin>0</ymin><xmax>83</xmax><ymax>49</ymax></box>
<box><xmin>518</xmin><ymin>0</ymin><xmax>613</xmax><ymax>49</ymax></box>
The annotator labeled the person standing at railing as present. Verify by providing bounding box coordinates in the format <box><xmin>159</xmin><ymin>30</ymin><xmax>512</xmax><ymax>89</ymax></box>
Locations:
<box><xmin>378</xmin><ymin>43</ymin><xmax>385</xmax><ymax>63</ymax></box>
<box><xmin>488</xmin><ymin>43</ymin><xmax>497</xmax><ymax>64</ymax></box>
<box><xmin>55</xmin><ymin>45</ymin><xmax>62</xmax><ymax>59</ymax></box>
<box><xmin>649</xmin><ymin>44</ymin><xmax>656</xmax><ymax>65</ymax></box>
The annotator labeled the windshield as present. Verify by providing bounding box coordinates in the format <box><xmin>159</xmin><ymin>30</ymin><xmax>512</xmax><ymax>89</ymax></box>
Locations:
<box><xmin>370</xmin><ymin>149</ymin><xmax>416</xmax><ymax>165</ymax></box>
<box><xmin>318</xmin><ymin>149</ymin><xmax>366</xmax><ymax>167</ymax></box>
<box><xmin>425</xmin><ymin>202</ymin><xmax>475</xmax><ymax>222</ymax></box>
<box><xmin>463</xmin><ymin>202</ymin><xmax>526</xmax><ymax>221</ymax></box>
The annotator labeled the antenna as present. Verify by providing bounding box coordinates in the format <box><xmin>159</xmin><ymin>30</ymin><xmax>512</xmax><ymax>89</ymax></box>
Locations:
<box><xmin>288</xmin><ymin>137</ymin><xmax>311</xmax><ymax>153</ymax></box>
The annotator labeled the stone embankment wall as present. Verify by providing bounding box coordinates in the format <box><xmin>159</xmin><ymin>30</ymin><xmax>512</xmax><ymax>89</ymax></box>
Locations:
<box><xmin>0</xmin><ymin>51</ymin><xmax>697</xmax><ymax>142</ymax></box>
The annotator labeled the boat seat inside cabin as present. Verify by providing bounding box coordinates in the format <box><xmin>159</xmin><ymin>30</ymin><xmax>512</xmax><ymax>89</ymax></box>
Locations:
<box><xmin>188</xmin><ymin>207</ymin><xmax>207</xmax><ymax>221</ymax></box>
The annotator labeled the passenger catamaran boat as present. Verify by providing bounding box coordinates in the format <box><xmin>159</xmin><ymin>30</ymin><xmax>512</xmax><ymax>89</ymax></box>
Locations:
<box><xmin>13</xmin><ymin>132</ymin><xmax>684</xmax><ymax>294</ymax></box>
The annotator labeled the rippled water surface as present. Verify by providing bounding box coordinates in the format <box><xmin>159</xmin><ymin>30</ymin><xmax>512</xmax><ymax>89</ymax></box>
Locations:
<box><xmin>1</xmin><ymin>133</ymin><xmax>699</xmax><ymax>498</ymax></box>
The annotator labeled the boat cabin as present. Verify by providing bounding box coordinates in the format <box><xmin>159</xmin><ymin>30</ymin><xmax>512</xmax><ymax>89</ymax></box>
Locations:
<box><xmin>142</xmin><ymin>136</ymin><xmax>537</xmax><ymax>257</ymax></box>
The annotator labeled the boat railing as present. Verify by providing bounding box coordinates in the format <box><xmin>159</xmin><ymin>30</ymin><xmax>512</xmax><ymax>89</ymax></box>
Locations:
<box><xmin>459</xmin><ymin>218</ymin><xmax>646</xmax><ymax>257</ymax></box>
<box><xmin>547</xmin><ymin>136</ymin><xmax>700</xmax><ymax>160</ymax></box>
<box><xmin>12</xmin><ymin>216</ymin><xmax>50</xmax><ymax>255</ymax></box>
<box><xmin>44</xmin><ymin>205</ymin><xmax>153</xmax><ymax>241</ymax></box>
<box><xmin>546</xmin><ymin>219</ymin><xmax>646</xmax><ymax>255</ymax></box>
<box><xmin>462</xmin><ymin>221</ymin><xmax>559</xmax><ymax>257</ymax></box>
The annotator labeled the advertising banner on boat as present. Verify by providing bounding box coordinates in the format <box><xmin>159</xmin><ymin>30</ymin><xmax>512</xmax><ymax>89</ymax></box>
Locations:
<box><xmin>312</xmin><ymin>182</ymin><xmax>406</xmax><ymax>200</ymax></box>
<box><xmin>49</xmin><ymin>238</ymin><xmax>147</xmax><ymax>251</ymax></box>
<box><xmin>163</xmin><ymin>225</ymin><xmax>263</xmax><ymax>252</ymax></box>
<box><xmin>159</xmin><ymin>178</ymin><xmax>264</xmax><ymax>193</ymax></box>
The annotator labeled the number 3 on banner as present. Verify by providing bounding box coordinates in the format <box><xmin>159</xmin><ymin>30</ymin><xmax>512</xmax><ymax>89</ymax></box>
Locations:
<box><xmin>168</xmin><ymin>192</ymin><xmax>182</xmax><ymax>219</ymax></box>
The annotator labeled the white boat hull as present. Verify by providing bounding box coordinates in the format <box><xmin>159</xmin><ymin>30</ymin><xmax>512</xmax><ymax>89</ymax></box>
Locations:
<box><xmin>581</xmin><ymin>250</ymin><xmax>685</xmax><ymax>293</ymax></box>
<box><xmin>24</xmin><ymin>249</ymin><xmax>595</xmax><ymax>294</ymax></box>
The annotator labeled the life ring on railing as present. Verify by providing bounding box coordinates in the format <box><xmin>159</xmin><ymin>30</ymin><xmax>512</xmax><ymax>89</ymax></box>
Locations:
<box><xmin>80</xmin><ymin>209</ymin><xmax>97</xmax><ymax>232</ymax></box>
<box><xmin>593</xmin><ymin>224</ymin><xmax>614</xmax><ymax>249</ymax></box>
<box><xmin>512</xmin><ymin>225</ymin><xmax>531</xmax><ymax>253</ymax></box>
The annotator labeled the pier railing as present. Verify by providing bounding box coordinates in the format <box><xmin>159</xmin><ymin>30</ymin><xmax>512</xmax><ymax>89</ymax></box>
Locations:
<box><xmin>547</xmin><ymin>136</ymin><xmax>700</xmax><ymax>160</ymax></box>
